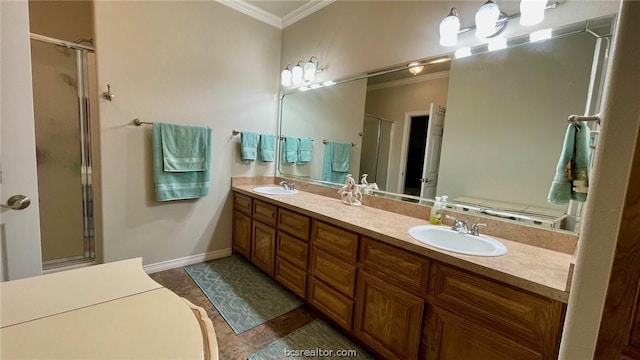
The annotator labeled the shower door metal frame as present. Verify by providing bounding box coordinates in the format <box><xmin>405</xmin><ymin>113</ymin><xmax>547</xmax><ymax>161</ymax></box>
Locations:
<box><xmin>30</xmin><ymin>33</ymin><xmax>96</xmax><ymax>269</ymax></box>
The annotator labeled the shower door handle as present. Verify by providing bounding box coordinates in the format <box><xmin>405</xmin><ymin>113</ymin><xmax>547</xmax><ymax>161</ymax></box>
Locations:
<box><xmin>1</xmin><ymin>195</ymin><xmax>31</xmax><ymax>210</ymax></box>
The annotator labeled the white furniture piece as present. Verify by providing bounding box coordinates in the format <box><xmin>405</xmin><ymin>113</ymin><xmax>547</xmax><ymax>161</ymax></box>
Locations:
<box><xmin>0</xmin><ymin>258</ymin><xmax>218</xmax><ymax>359</ymax></box>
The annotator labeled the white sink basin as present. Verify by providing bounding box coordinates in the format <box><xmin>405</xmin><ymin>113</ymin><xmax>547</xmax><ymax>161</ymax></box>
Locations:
<box><xmin>408</xmin><ymin>225</ymin><xmax>507</xmax><ymax>257</ymax></box>
<box><xmin>252</xmin><ymin>186</ymin><xmax>299</xmax><ymax>195</ymax></box>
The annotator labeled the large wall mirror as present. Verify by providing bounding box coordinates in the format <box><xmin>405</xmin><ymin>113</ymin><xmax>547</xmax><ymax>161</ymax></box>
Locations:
<box><xmin>278</xmin><ymin>16</ymin><xmax>614</xmax><ymax>233</ymax></box>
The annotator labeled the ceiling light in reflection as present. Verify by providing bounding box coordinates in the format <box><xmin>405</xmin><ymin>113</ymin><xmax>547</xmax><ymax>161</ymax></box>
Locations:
<box><xmin>529</xmin><ymin>28</ymin><xmax>552</xmax><ymax>42</ymax></box>
<box><xmin>455</xmin><ymin>47</ymin><xmax>472</xmax><ymax>59</ymax></box>
<box><xmin>488</xmin><ymin>37</ymin><xmax>507</xmax><ymax>51</ymax></box>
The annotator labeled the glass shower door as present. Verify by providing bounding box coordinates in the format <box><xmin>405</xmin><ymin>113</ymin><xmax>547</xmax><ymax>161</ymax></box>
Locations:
<box><xmin>30</xmin><ymin>37</ymin><xmax>95</xmax><ymax>268</ymax></box>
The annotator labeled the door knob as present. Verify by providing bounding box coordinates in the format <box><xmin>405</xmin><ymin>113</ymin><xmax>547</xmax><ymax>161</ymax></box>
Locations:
<box><xmin>1</xmin><ymin>195</ymin><xmax>31</xmax><ymax>210</ymax></box>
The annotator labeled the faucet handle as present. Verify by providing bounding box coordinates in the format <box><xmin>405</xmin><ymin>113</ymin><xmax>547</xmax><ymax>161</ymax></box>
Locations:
<box><xmin>445</xmin><ymin>215</ymin><xmax>460</xmax><ymax>231</ymax></box>
<box><xmin>470</xmin><ymin>223</ymin><xmax>488</xmax><ymax>236</ymax></box>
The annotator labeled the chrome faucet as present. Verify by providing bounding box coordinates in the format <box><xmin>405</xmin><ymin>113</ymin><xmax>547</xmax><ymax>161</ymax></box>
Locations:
<box><xmin>470</xmin><ymin>223</ymin><xmax>488</xmax><ymax>236</ymax></box>
<box><xmin>446</xmin><ymin>215</ymin><xmax>468</xmax><ymax>234</ymax></box>
<box><xmin>279</xmin><ymin>181</ymin><xmax>295</xmax><ymax>191</ymax></box>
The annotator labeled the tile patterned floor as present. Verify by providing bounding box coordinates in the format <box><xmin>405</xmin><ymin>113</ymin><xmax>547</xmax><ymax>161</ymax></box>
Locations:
<box><xmin>150</xmin><ymin>266</ymin><xmax>321</xmax><ymax>359</ymax></box>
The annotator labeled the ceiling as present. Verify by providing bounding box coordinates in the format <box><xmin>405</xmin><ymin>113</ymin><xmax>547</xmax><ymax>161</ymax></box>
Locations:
<box><xmin>219</xmin><ymin>0</ymin><xmax>335</xmax><ymax>29</ymax></box>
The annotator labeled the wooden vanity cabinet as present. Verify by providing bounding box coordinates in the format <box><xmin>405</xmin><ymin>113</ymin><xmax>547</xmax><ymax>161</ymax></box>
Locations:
<box><xmin>231</xmin><ymin>191</ymin><xmax>567</xmax><ymax>360</ymax></box>
<box><xmin>355</xmin><ymin>271</ymin><xmax>425</xmax><ymax>360</ymax></box>
<box><xmin>274</xmin><ymin>210</ymin><xmax>311</xmax><ymax>299</ymax></box>
<box><xmin>425</xmin><ymin>263</ymin><xmax>565</xmax><ymax>360</ymax></box>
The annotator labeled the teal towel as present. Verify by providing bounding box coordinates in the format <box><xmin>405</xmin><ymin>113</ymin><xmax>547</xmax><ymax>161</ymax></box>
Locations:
<box><xmin>331</xmin><ymin>142</ymin><xmax>351</xmax><ymax>172</ymax></box>
<box><xmin>154</xmin><ymin>123</ymin><xmax>211</xmax><ymax>201</ymax></box>
<box><xmin>323</xmin><ymin>141</ymin><xmax>351</xmax><ymax>183</ymax></box>
<box><xmin>281</xmin><ymin>137</ymin><xmax>299</xmax><ymax>163</ymax></box>
<box><xmin>241</xmin><ymin>132</ymin><xmax>258</xmax><ymax>161</ymax></box>
<box><xmin>297</xmin><ymin>138</ymin><xmax>313</xmax><ymax>164</ymax></box>
<box><xmin>160</xmin><ymin>123</ymin><xmax>208</xmax><ymax>172</ymax></box>
<box><xmin>258</xmin><ymin>134</ymin><xmax>275</xmax><ymax>162</ymax></box>
<box><xmin>548</xmin><ymin>122</ymin><xmax>591</xmax><ymax>204</ymax></box>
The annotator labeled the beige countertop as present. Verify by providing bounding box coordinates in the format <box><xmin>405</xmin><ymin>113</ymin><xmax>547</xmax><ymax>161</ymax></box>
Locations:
<box><xmin>233</xmin><ymin>184</ymin><xmax>573</xmax><ymax>303</ymax></box>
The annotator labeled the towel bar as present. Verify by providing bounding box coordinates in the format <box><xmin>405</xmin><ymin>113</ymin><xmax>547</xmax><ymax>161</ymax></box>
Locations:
<box><xmin>568</xmin><ymin>114</ymin><xmax>600</xmax><ymax>125</ymax></box>
<box><xmin>322</xmin><ymin>139</ymin><xmax>355</xmax><ymax>147</ymax></box>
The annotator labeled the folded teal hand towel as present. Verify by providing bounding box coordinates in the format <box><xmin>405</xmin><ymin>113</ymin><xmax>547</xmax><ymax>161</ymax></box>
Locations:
<box><xmin>160</xmin><ymin>123</ymin><xmax>209</xmax><ymax>172</ymax></box>
<box><xmin>548</xmin><ymin>122</ymin><xmax>591</xmax><ymax>204</ymax></box>
<box><xmin>297</xmin><ymin>138</ymin><xmax>313</xmax><ymax>164</ymax></box>
<box><xmin>281</xmin><ymin>137</ymin><xmax>299</xmax><ymax>163</ymax></box>
<box><xmin>241</xmin><ymin>132</ymin><xmax>259</xmax><ymax>161</ymax></box>
<box><xmin>323</xmin><ymin>141</ymin><xmax>351</xmax><ymax>183</ymax></box>
<box><xmin>154</xmin><ymin>123</ymin><xmax>211</xmax><ymax>201</ymax></box>
<box><xmin>331</xmin><ymin>142</ymin><xmax>351</xmax><ymax>172</ymax></box>
<box><xmin>258</xmin><ymin>134</ymin><xmax>275</xmax><ymax>162</ymax></box>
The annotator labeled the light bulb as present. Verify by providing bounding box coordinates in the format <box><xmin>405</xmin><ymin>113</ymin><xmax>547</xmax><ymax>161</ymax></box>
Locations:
<box><xmin>475</xmin><ymin>0</ymin><xmax>500</xmax><ymax>39</ymax></box>
<box><xmin>303</xmin><ymin>61</ymin><xmax>317</xmax><ymax>82</ymax></box>
<box><xmin>520</xmin><ymin>0</ymin><xmax>547</xmax><ymax>26</ymax></box>
<box><xmin>291</xmin><ymin>65</ymin><xmax>303</xmax><ymax>85</ymax></box>
<box><xmin>280</xmin><ymin>69</ymin><xmax>292</xmax><ymax>87</ymax></box>
<box><xmin>439</xmin><ymin>8</ymin><xmax>460</xmax><ymax>47</ymax></box>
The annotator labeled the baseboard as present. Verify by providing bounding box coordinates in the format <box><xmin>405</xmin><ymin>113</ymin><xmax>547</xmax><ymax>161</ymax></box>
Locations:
<box><xmin>143</xmin><ymin>248</ymin><xmax>232</xmax><ymax>274</ymax></box>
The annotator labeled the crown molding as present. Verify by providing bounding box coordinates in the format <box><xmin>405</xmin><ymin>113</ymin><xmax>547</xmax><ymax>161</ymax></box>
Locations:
<box><xmin>366</xmin><ymin>70</ymin><xmax>451</xmax><ymax>92</ymax></box>
<box><xmin>216</xmin><ymin>0</ymin><xmax>283</xmax><ymax>28</ymax></box>
<box><xmin>282</xmin><ymin>0</ymin><xmax>335</xmax><ymax>28</ymax></box>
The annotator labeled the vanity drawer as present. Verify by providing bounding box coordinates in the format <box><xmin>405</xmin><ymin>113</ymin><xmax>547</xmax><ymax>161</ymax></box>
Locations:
<box><xmin>308</xmin><ymin>277</ymin><xmax>354</xmax><ymax>331</ymax></box>
<box><xmin>277</xmin><ymin>232</ymin><xmax>308</xmax><ymax>270</ymax></box>
<box><xmin>278</xmin><ymin>208</ymin><xmax>311</xmax><ymax>241</ymax></box>
<box><xmin>360</xmin><ymin>237</ymin><xmax>430</xmax><ymax>295</ymax></box>
<box><xmin>275</xmin><ymin>256</ymin><xmax>307</xmax><ymax>299</ymax></box>
<box><xmin>312</xmin><ymin>221</ymin><xmax>359</xmax><ymax>262</ymax></box>
<box><xmin>233</xmin><ymin>192</ymin><xmax>252</xmax><ymax>215</ymax></box>
<box><xmin>310</xmin><ymin>247</ymin><xmax>357</xmax><ymax>298</ymax></box>
<box><xmin>252</xmin><ymin>200</ymin><xmax>277</xmax><ymax>227</ymax></box>
<box><xmin>428</xmin><ymin>263</ymin><xmax>565</xmax><ymax>355</ymax></box>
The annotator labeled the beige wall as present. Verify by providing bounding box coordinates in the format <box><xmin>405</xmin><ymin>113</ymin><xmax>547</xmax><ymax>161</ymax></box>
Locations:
<box><xmin>438</xmin><ymin>32</ymin><xmax>595</xmax><ymax>209</ymax></box>
<box><xmin>93</xmin><ymin>1</ymin><xmax>281</xmax><ymax>265</ymax></box>
<box><xmin>279</xmin><ymin>79</ymin><xmax>366</xmax><ymax>180</ymax></box>
<box><xmin>365</xmin><ymin>76</ymin><xmax>450</xmax><ymax>192</ymax></box>
<box><xmin>29</xmin><ymin>0</ymin><xmax>94</xmax><ymax>42</ymax></box>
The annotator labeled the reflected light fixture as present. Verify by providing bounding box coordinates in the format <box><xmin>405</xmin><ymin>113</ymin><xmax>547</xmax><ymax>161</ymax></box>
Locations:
<box><xmin>520</xmin><ymin>0</ymin><xmax>548</xmax><ymax>26</ymax></box>
<box><xmin>280</xmin><ymin>56</ymin><xmax>323</xmax><ymax>88</ymax></box>
<box><xmin>529</xmin><ymin>28</ymin><xmax>552</xmax><ymax>42</ymax></box>
<box><xmin>408</xmin><ymin>62</ymin><xmax>424</xmax><ymax>75</ymax></box>
<box><xmin>439</xmin><ymin>8</ymin><xmax>460</xmax><ymax>47</ymax></box>
<box><xmin>455</xmin><ymin>47</ymin><xmax>472</xmax><ymax>58</ymax></box>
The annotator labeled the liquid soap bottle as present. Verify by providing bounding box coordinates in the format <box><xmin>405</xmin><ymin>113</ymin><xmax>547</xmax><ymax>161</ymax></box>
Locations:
<box><xmin>430</xmin><ymin>196</ymin><xmax>443</xmax><ymax>225</ymax></box>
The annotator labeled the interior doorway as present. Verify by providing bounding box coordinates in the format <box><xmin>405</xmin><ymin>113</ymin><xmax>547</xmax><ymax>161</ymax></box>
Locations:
<box><xmin>398</xmin><ymin>104</ymin><xmax>446</xmax><ymax>198</ymax></box>
<box><xmin>403</xmin><ymin>115</ymin><xmax>429</xmax><ymax>196</ymax></box>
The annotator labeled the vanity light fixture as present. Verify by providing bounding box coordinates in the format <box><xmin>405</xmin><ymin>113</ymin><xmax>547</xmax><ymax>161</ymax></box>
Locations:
<box><xmin>291</xmin><ymin>64</ymin><xmax>304</xmax><ymax>85</ymax></box>
<box><xmin>303</xmin><ymin>56</ymin><xmax>320</xmax><ymax>82</ymax></box>
<box><xmin>408</xmin><ymin>62</ymin><xmax>425</xmax><ymax>75</ymax></box>
<box><xmin>281</xmin><ymin>65</ymin><xmax>293</xmax><ymax>87</ymax></box>
<box><xmin>438</xmin><ymin>1</ymin><xmax>558</xmax><ymax>47</ymax></box>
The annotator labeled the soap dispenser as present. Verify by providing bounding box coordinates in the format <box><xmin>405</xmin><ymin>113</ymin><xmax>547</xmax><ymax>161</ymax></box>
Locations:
<box><xmin>430</xmin><ymin>197</ymin><xmax>443</xmax><ymax>225</ymax></box>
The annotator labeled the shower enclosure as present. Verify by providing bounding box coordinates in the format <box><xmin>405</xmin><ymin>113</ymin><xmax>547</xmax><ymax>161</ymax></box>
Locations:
<box><xmin>359</xmin><ymin>114</ymin><xmax>393</xmax><ymax>190</ymax></box>
<box><xmin>29</xmin><ymin>34</ymin><xmax>96</xmax><ymax>269</ymax></box>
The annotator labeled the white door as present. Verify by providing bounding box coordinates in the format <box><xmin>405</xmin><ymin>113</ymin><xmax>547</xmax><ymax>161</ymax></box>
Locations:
<box><xmin>419</xmin><ymin>104</ymin><xmax>446</xmax><ymax>199</ymax></box>
<box><xmin>0</xmin><ymin>0</ymin><xmax>43</xmax><ymax>281</ymax></box>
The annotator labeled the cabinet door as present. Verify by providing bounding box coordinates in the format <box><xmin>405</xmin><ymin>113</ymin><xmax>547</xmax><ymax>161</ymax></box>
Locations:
<box><xmin>354</xmin><ymin>272</ymin><xmax>424</xmax><ymax>360</ymax></box>
<box><xmin>232</xmin><ymin>210</ymin><xmax>251</xmax><ymax>259</ymax></box>
<box><xmin>426</xmin><ymin>306</ymin><xmax>541</xmax><ymax>360</ymax></box>
<box><xmin>251</xmin><ymin>221</ymin><xmax>276</xmax><ymax>276</ymax></box>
